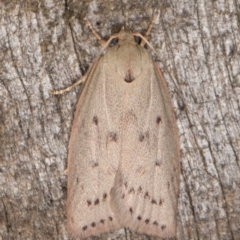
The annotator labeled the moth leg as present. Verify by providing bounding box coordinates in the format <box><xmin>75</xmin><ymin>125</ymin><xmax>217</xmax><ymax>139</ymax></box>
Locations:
<box><xmin>140</xmin><ymin>14</ymin><xmax>158</xmax><ymax>47</ymax></box>
<box><xmin>50</xmin><ymin>75</ymin><xmax>86</xmax><ymax>95</ymax></box>
<box><xmin>86</xmin><ymin>18</ymin><xmax>107</xmax><ymax>46</ymax></box>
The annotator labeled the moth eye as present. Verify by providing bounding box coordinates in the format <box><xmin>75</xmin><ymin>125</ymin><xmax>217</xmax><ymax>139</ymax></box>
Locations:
<box><xmin>109</xmin><ymin>37</ymin><xmax>118</xmax><ymax>47</ymax></box>
<box><xmin>134</xmin><ymin>36</ymin><xmax>141</xmax><ymax>44</ymax></box>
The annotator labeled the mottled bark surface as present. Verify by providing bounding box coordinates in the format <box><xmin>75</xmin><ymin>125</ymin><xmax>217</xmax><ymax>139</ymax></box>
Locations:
<box><xmin>0</xmin><ymin>0</ymin><xmax>239</xmax><ymax>240</ymax></box>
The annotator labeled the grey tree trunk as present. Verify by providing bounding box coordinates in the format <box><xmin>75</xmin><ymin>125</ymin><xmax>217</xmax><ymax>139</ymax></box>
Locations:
<box><xmin>1</xmin><ymin>0</ymin><xmax>239</xmax><ymax>240</ymax></box>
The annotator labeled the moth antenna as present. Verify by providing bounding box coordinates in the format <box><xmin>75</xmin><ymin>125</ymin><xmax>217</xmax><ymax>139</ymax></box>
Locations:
<box><xmin>85</xmin><ymin>17</ymin><xmax>107</xmax><ymax>46</ymax></box>
<box><xmin>50</xmin><ymin>75</ymin><xmax>87</xmax><ymax>95</ymax></box>
<box><xmin>85</xmin><ymin>17</ymin><xmax>120</xmax><ymax>55</ymax></box>
<box><xmin>140</xmin><ymin>13</ymin><xmax>159</xmax><ymax>47</ymax></box>
<box><xmin>145</xmin><ymin>14</ymin><xmax>158</xmax><ymax>38</ymax></box>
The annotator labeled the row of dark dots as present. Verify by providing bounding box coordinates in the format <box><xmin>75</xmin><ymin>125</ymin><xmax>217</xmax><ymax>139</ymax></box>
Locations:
<box><xmin>86</xmin><ymin>193</ymin><xmax>108</xmax><ymax>206</ymax></box>
<box><xmin>90</xmin><ymin>157</ymin><xmax>164</xmax><ymax>170</ymax></box>
<box><xmin>82</xmin><ymin>216</ymin><xmax>113</xmax><ymax>231</ymax></box>
<box><xmin>136</xmin><ymin>215</ymin><xmax>166</xmax><ymax>230</ymax></box>
<box><xmin>92</xmin><ymin>115</ymin><xmax>161</xmax><ymax>142</ymax></box>
<box><xmin>122</xmin><ymin>185</ymin><xmax>164</xmax><ymax>206</ymax></box>
<box><xmin>93</xmin><ymin>115</ymin><xmax>161</xmax><ymax>126</ymax></box>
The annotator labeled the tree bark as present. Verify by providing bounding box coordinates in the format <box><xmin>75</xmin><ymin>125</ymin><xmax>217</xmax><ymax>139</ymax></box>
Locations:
<box><xmin>0</xmin><ymin>0</ymin><xmax>239</xmax><ymax>240</ymax></box>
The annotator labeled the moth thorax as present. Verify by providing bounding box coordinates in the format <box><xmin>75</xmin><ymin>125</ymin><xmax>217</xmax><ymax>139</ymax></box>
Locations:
<box><xmin>116</xmin><ymin>44</ymin><xmax>142</xmax><ymax>83</ymax></box>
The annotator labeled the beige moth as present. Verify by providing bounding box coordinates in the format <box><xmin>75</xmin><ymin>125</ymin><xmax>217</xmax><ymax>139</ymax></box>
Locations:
<box><xmin>52</xmin><ymin>15</ymin><xmax>180</xmax><ymax>239</ymax></box>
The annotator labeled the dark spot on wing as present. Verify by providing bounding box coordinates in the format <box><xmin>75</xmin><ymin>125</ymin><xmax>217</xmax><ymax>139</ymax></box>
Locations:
<box><xmin>137</xmin><ymin>215</ymin><xmax>142</xmax><ymax>220</ymax></box>
<box><xmin>129</xmin><ymin>207</ymin><xmax>133</xmax><ymax>215</ymax></box>
<box><xmin>153</xmin><ymin>221</ymin><xmax>158</xmax><ymax>226</ymax></box>
<box><xmin>144</xmin><ymin>191</ymin><xmax>150</xmax><ymax>199</ymax></box>
<box><xmin>76</xmin><ymin>177</ymin><xmax>79</xmax><ymax>184</ymax></box>
<box><xmin>139</xmin><ymin>132</ymin><xmax>149</xmax><ymax>142</ymax></box>
<box><xmin>155</xmin><ymin>160</ymin><xmax>162</xmax><ymax>167</ymax></box>
<box><xmin>159</xmin><ymin>198</ymin><xmax>163</xmax><ymax>205</ymax></box>
<box><xmin>145</xmin><ymin>219</ymin><xmax>150</xmax><ymax>224</ymax></box>
<box><xmin>161</xmin><ymin>225</ymin><xmax>166</xmax><ymax>230</ymax></box>
<box><xmin>109</xmin><ymin>216</ymin><xmax>113</xmax><ymax>221</ymax></box>
<box><xmin>124</xmin><ymin>69</ymin><xmax>135</xmax><ymax>83</ymax></box>
<box><xmin>156</xmin><ymin>115</ymin><xmax>162</xmax><ymax>124</ymax></box>
<box><xmin>93</xmin><ymin>116</ymin><xmax>98</xmax><ymax>125</ymax></box>
<box><xmin>87</xmin><ymin>200</ymin><xmax>92</xmax><ymax>206</ymax></box>
<box><xmin>82</xmin><ymin>225</ymin><xmax>87</xmax><ymax>231</ymax></box>
<box><xmin>138</xmin><ymin>186</ymin><xmax>142</xmax><ymax>193</ymax></box>
<box><xmin>94</xmin><ymin>199</ymin><xmax>99</xmax><ymax>205</ymax></box>
<box><xmin>139</xmin><ymin>134</ymin><xmax>144</xmax><ymax>142</ymax></box>
<box><xmin>92</xmin><ymin>162</ymin><xmax>99</xmax><ymax>168</ymax></box>
<box><xmin>109</xmin><ymin>132</ymin><xmax>118</xmax><ymax>142</ymax></box>
<box><xmin>103</xmin><ymin>193</ymin><xmax>107</xmax><ymax>201</ymax></box>
<box><xmin>91</xmin><ymin>222</ymin><xmax>96</xmax><ymax>227</ymax></box>
<box><xmin>100</xmin><ymin>219</ymin><xmax>105</xmax><ymax>224</ymax></box>
<box><xmin>151</xmin><ymin>199</ymin><xmax>157</xmax><ymax>205</ymax></box>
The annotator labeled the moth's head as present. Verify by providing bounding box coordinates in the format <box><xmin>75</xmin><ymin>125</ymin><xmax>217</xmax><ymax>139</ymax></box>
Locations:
<box><xmin>105</xmin><ymin>26</ymin><xmax>151</xmax><ymax>84</ymax></box>
<box><xmin>108</xmin><ymin>26</ymin><xmax>142</xmax><ymax>47</ymax></box>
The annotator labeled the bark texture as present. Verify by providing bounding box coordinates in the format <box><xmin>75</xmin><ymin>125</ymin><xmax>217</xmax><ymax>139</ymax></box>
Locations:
<box><xmin>0</xmin><ymin>0</ymin><xmax>239</xmax><ymax>240</ymax></box>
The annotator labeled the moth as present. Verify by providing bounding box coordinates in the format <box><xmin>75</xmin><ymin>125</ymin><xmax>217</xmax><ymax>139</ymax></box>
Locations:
<box><xmin>52</xmin><ymin>15</ymin><xmax>180</xmax><ymax>239</ymax></box>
